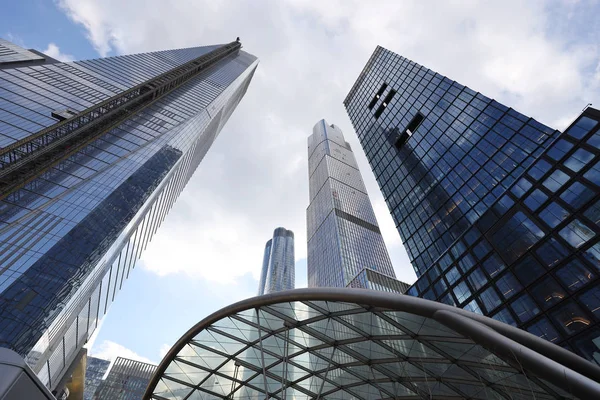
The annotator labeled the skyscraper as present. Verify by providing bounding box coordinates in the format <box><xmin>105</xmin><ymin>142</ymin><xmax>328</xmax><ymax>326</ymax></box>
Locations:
<box><xmin>93</xmin><ymin>357</ymin><xmax>156</xmax><ymax>400</ymax></box>
<box><xmin>344</xmin><ymin>46</ymin><xmax>600</xmax><ymax>363</ymax></box>
<box><xmin>307</xmin><ymin>120</ymin><xmax>399</xmax><ymax>289</ymax></box>
<box><xmin>344</xmin><ymin>47</ymin><xmax>559</xmax><ymax>277</ymax></box>
<box><xmin>84</xmin><ymin>357</ymin><xmax>111</xmax><ymax>400</ymax></box>
<box><xmin>0</xmin><ymin>38</ymin><xmax>257</xmax><ymax>389</ymax></box>
<box><xmin>258</xmin><ymin>227</ymin><xmax>294</xmax><ymax>295</ymax></box>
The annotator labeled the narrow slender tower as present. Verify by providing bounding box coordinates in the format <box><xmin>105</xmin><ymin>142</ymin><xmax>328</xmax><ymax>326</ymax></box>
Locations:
<box><xmin>258</xmin><ymin>227</ymin><xmax>295</xmax><ymax>295</ymax></box>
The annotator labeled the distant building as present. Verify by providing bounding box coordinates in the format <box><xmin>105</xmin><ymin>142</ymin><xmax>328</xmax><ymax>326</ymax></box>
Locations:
<box><xmin>307</xmin><ymin>120</ymin><xmax>404</xmax><ymax>290</ymax></box>
<box><xmin>93</xmin><ymin>357</ymin><xmax>156</xmax><ymax>400</ymax></box>
<box><xmin>83</xmin><ymin>357</ymin><xmax>110</xmax><ymax>400</ymax></box>
<box><xmin>258</xmin><ymin>227</ymin><xmax>295</xmax><ymax>295</ymax></box>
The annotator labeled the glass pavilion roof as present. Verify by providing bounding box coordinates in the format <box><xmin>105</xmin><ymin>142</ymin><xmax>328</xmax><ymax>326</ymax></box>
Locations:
<box><xmin>144</xmin><ymin>288</ymin><xmax>600</xmax><ymax>399</ymax></box>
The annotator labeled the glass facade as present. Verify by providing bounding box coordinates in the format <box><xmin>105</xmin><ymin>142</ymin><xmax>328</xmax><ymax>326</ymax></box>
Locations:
<box><xmin>83</xmin><ymin>356</ymin><xmax>110</xmax><ymax>400</ymax></box>
<box><xmin>344</xmin><ymin>46</ymin><xmax>600</xmax><ymax>364</ymax></box>
<box><xmin>307</xmin><ymin>120</ymin><xmax>397</xmax><ymax>288</ymax></box>
<box><xmin>344</xmin><ymin>46</ymin><xmax>559</xmax><ymax>277</ymax></box>
<box><xmin>400</xmin><ymin>109</ymin><xmax>600</xmax><ymax>364</ymax></box>
<box><xmin>258</xmin><ymin>227</ymin><xmax>295</xmax><ymax>295</ymax></box>
<box><xmin>0</xmin><ymin>39</ymin><xmax>258</xmax><ymax>388</ymax></box>
<box><xmin>0</xmin><ymin>38</ymin><xmax>45</xmax><ymax>65</ymax></box>
<box><xmin>146</xmin><ymin>289</ymin><xmax>600</xmax><ymax>399</ymax></box>
<box><xmin>258</xmin><ymin>239</ymin><xmax>272</xmax><ymax>296</ymax></box>
<box><xmin>93</xmin><ymin>356</ymin><xmax>156</xmax><ymax>400</ymax></box>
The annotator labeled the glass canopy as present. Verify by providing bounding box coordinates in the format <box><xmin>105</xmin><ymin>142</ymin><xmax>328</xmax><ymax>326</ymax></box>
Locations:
<box><xmin>144</xmin><ymin>288</ymin><xmax>600</xmax><ymax>399</ymax></box>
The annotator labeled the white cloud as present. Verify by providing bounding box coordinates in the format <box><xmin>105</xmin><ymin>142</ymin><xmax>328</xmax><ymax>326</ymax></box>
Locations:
<box><xmin>56</xmin><ymin>0</ymin><xmax>600</xmax><ymax>290</ymax></box>
<box><xmin>140</xmin><ymin>192</ymin><xmax>272</xmax><ymax>283</ymax></box>
<box><xmin>159</xmin><ymin>343</ymin><xmax>171</xmax><ymax>360</ymax></box>
<box><xmin>88</xmin><ymin>339</ymin><xmax>156</xmax><ymax>364</ymax></box>
<box><xmin>42</xmin><ymin>43</ymin><xmax>75</xmax><ymax>62</ymax></box>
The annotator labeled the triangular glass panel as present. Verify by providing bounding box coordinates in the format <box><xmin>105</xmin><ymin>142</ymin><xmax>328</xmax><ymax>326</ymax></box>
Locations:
<box><xmin>256</xmin><ymin>308</ymin><xmax>284</xmax><ymax>331</ymax></box>
<box><xmin>295</xmin><ymin>328</ymin><xmax>324</xmax><ymax>349</ymax></box>
<box><xmin>325</xmin><ymin>367</ymin><xmax>362</xmax><ymax>387</ymax></box>
<box><xmin>186</xmin><ymin>342</ymin><xmax>226</xmax><ymax>369</ymax></box>
<box><xmin>175</xmin><ymin>344</ymin><xmax>209</xmax><ymax>367</ymax></box>
<box><xmin>422</xmin><ymin>361</ymin><xmax>474</xmax><ymax>380</ymax></box>
<box><xmin>307</xmin><ymin>317</ymin><xmax>362</xmax><ymax>341</ymax></box>
<box><xmin>349</xmin><ymin>383</ymin><xmax>384</xmax><ymax>399</ymax></box>
<box><xmin>379</xmin><ymin>360</ymin><xmax>425</xmax><ymax>378</ymax></box>
<box><xmin>377</xmin><ymin>381</ymin><xmax>417</xmax><ymax>397</ymax></box>
<box><xmin>372</xmin><ymin>315</ymin><xmax>411</xmax><ymax>336</ymax></box>
<box><xmin>160</xmin><ymin>377</ymin><xmax>193</xmax><ymax>399</ymax></box>
<box><xmin>412</xmin><ymin>381</ymin><xmax>458</xmax><ymax>396</ymax></box>
<box><xmin>296</xmin><ymin>302</ymin><xmax>326</xmax><ymax>320</ymax></box>
<box><xmin>265</xmin><ymin>302</ymin><xmax>301</xmax><ymax>321</ymax></box>
<box><xmin>382</xmin><ymin>338</ymin><xmax>443</xmax><ymax>359</ymax></box>
<box><xmin>427</xmin><ymin>340</ymin><xmax>474</xmax><ymax>360</ymax></box>
<box><xmin>211</xmin><ymin>317</ymin><xmax>256</xmax><ymax>343</ymax></box>
<box><xmin>202</xmin><ymin>328</ymin><xmax>247</xmax><ymax>354</ymax></box>
<box><xmin>338</xmin><ymin>312</ymin><xmax>378</xmax><ymax>336</ymax></box>
<box><xmin>345</xmin><ymin>364</ymin><xmax>388</xmax><ymax>381</ymax></box>
<box><xmin>322</xmin><ymin>300</ymin><xmax>364</xmax><ymax>314</ymax></box>
<box><xmin>336</xmin><ymin>388</ymin><xmax>361</xmax><ymax>400</ymax></box>
<box><xmin>235</xmin><ymin>309</ymin><xmax>256</xmax><ymax>322</ymax></box>
<box><xmin>343</xmin><ymin>339</ymin><xmax>395</xmax><ymax>360</ymax></box>
<box><xmin>381</xmin><ymin>310</ymin><xmax>427</xmax><ymax>335</ymax></box>
<box><xmin>451</xmin><ymin>382</ymin><xmax>504</xmax><ymax>400</ymax></box>
<box><xmin>165</xmin><ymin>360</ymin><xmax>208</xmax><ymax>386</ymax></box>
<box><xmin>152</xmin><ymin>379</ymin><xmax>172</xmax><ymax>397</ymax></box>
<box><xmin>493</xmin><ymin>371</ymin><xmax>545</xmax><ymax>392</ymax></box>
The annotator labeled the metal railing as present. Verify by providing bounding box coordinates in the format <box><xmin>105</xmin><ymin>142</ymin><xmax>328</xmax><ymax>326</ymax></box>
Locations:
<box><xmin>0</xmin><ymin>40</ymin><xmax>241</xmax><ymax>199</ymax></box>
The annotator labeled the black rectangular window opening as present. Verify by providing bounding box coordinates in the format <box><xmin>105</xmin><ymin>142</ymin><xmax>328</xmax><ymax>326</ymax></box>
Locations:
<box><xmin>368</xmin><ymin>83</ymin><xmax>387</xmax><ymax>110</ymax></box>
<box><xmin>394</xmin><ymin>112</ymin><xmax>424</xmax><ymax>149</ymax></box>
<box><xmin>374</xmin><ymin>89</ymin><xmax>396</xmax><ymax>119</ymax></box>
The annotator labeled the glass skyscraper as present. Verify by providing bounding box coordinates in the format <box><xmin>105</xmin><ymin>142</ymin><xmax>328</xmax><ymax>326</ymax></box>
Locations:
<box><xmin>258</xmin><ymin>227</ymin><xmax>295</xmax><ymax>295</ymax></box>
<box><xmin>344</xmin><ymin>47</ymin><xmax>559</xmax><ymax>277</ymax></box>
<box><xmin>307</xmin><ymin>119</ymin><xmax>399</xmax><ymax>288</ymax></box>
<box><xmin>344</xmin><ymin>46</ymin><xmax>600</xmax><ymax>363</ymax></box>
<box><xmin>0</xmin><ymin>38</ymin><xmax>257</xmax><ymax>389</ymax></box>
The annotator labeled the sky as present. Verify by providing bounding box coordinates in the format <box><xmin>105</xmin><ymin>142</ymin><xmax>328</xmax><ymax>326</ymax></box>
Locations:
<box><xmin>2</xmin><ymin>0</ymin><xmax>600</xmax><ymax>366</ymax></box>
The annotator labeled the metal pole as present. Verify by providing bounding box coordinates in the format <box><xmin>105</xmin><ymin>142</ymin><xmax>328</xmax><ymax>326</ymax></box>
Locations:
<box><xmin>256</xmin><ymin>308</ymin><xmax>270</xmax><ymax>400</ymax></box>
<box><xmin>315</xmin><ymin>347</ymin><xmax>335</xmax><ymax>400</ymax></box>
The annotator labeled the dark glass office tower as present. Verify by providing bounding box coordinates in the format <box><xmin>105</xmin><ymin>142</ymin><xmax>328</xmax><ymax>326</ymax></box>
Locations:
<box><xmin>344</xmin><ymin>46</ymin><xmax>559</xmax><ymax>277</ymax></box>
<box><xmin>344</xmin><ymin>46</ymin><xmax>600</xmax><ymax>363</ymax></box>
<box><xmin>93</xmin><ymin>357</ymin><xmax>156</xmax><ymax>400</ymax></box>
<box><xmin>307</xmin><ymin>120</ymin><xmax>400</xmax><ymax>289</ymax></box>
<box><xmin>0</xmin><ymin>39</ymin><xmax>257</xmax><ymax>389</ymax></box>
<box><xmin>258</xmin><ymin>227</ymin><xmax>295</xmax><ymax>295</ymax></box>
<box><xmin>398</xmin><ymin>108</ymin><xmax>600</xmax><ymax>364</ymax></box>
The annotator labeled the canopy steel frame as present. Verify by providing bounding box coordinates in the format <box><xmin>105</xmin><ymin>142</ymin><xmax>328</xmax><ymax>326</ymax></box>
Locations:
<box><xmin>144</xmin><ymin>288</ymin><xmax>600</xmax><ymax>400</ymax></box>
